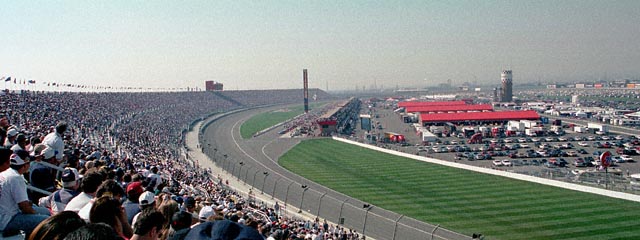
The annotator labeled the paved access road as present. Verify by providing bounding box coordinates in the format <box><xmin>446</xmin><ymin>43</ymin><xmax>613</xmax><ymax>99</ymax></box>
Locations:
<box><xmin>198</xmin><ymin>105</ymin><xmax>471</xmax><ymax>240</ymax></box>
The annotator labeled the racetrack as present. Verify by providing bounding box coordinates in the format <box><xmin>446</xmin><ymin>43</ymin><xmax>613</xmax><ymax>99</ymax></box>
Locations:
<box><xmin>199</xmin><ymin>105</ymin><xmax>471</xmax><ymax>240</ymax></box>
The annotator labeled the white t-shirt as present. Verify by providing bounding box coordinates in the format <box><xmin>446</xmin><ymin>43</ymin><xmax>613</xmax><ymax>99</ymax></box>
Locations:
<box><xmin>42</xmin><ymin>131</ymin><xmax>64</xmax><ymax>160</ymax></box>
<box><xmin>64</xmin><ymin>192</ymin><xmax>93</xmax><ymax>213</ymax></box>
<box><xmin>147</xmin><ymin>173</ymin><xmax>161</xmax><ymax>190</ymax></box>
<box><xmin>0</xmin><ymin>168</ymin><xmax>29</xmax><ymax>230</ymax></box>
<box><xmin>77</xmin><ymin>200</ymin><xmax>93</xmax><ymax>222</ymax></box>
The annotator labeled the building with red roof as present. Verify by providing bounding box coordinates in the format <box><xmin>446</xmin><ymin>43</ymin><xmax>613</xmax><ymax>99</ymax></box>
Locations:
<box><xmin>397</xmin><ymin>101</ymin><xmax>466</xmax><ymax>108</ymax></box>
<box><xmin>420</xmin><ymin>110</ymin><xmax>540</xmax><ymax>125</ymax></box>
<box><xmin>406</xmin><ymin>104</ymin><xmax>494</xmax><ymax>113</ymax></box>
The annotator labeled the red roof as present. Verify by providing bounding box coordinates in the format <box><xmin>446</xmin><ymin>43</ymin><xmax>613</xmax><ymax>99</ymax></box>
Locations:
<box><xmin>420</xmin><ymin>110</ymin><xmax>540</xmax><ymax>123</ymax></box>
<box><xmin>406</xmin><ymin>104</ymin><xmax>493</xmax><ymax>113</ymax></box>
<box><xmin>397</xmin><ymin>101</ymin><xmax>466</xmax><ymax>108</ymax></box>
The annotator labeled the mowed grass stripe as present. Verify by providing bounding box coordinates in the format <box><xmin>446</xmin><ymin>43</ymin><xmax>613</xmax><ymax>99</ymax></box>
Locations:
<box><xmin>279</xmin><ymin>139</ymin><xmax>640</xmax><ymax>240</ymax></box>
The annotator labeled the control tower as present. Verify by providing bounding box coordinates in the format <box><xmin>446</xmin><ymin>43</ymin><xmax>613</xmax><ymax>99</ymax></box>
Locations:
<box><xmin>500</xmin><ymin>70</ymin><xmax>513</xmax><ymax>102</ymax></box>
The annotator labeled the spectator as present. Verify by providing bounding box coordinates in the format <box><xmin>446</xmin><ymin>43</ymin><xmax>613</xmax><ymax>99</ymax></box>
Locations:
<box><xmin>184</xmin><ymin>219</ymin><xmax>262</xmax><ymax>240</ymax></box>
<box><xmin>89</xmin><ymin>196</ymin><xmax>133</xmax><ymax>239</ymax></box>
<box><xmin>146</xmin><ymin>166</ymin><xmax>161</xmax><ymax>191</ymax></box>
<box><xmin>63</xmin><ymin>223</ymin><xmax>123</xmax><ymax>240</ymax></box>
<box><xmin>166</xmin><ymin>211</ymin><xmax>192</xmax><ymax>240</ymax></box>
<box><xmin>28</xmin><ymin>211</ymin><xmax>86</xmax><ymax>240</ymax></box>
<box><xmin>130</xmin><ymin>210</ymin><xmax>164</xmax><ymax>240</ymax></box>
<box><xmin>29</xmin><ymin>146</ymin><xmax>60</xmax><ymax>197</ymax></box>
<box><xmin>123</xmin><ymin>181</ymin><xmax>144</xmax><ymax>225</ymax></box>
<box><xmin>0</xmin><ymin>147</ymin><xmax>12</xmax><ymax>172</ymax></box>
<box><xmin>132</xmin><ymin>191</ymin><xmax>156</xmax><ymax>226</ymax></box>
<box><xmin>4</xmin><ymin>128</ymin><xmax>19</xmax><ymax>148</ymax></box>
<box><xmin>10</xmin><ymin>134</ymin><xmax>27</xmax><ymax>152</ymax></box>
<box><xmin>38</xmin><ymin>168</ymin><xmax>81</xmax><ymax>215</ymax></box>
<box><xmin>65</xmin><ymin>172</ymin><xmax>103</xmax><ymax>213</ymax></box>
<box><xmin>42</xmin><ymin>122</ymin><xmax>66</xmax><ymax>161</ymax></box>
<box><xmin>0</xmin><ymin>151</ymin><xmax>50</xmax><ymax>237</ymax></box>
<box><xmin>78</xmin><ymin>179</ymin><xmax>126</xmax><ymax>222</ymax></box>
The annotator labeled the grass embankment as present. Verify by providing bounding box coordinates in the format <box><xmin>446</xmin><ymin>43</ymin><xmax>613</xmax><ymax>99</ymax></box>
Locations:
<box><xmin>279</xmin><ymin>138</ymin><xmax>640</xmax><ymax>240</ymax></box>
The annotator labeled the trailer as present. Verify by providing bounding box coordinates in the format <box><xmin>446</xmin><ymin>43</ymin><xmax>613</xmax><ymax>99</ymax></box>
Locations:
<box><xmin>421</xmin><ymin>131</ymin><xmax>438</xmax><ymax>142</ymax></box>
<box><xmin>468</xmin><ymin>133</ymin><xmax>483</xmax><ymax>144</ymax></box>
<box><xmin>587</xmin><ymin>123</ymin><xmax>609</xmax><ymax>133</ymax></box>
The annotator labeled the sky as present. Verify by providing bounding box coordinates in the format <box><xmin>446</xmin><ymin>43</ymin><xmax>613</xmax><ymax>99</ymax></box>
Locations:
<box><xmin>1</xmin><ymin>0</ymin><xmax>639</xmax><ymax>91</ymax></box>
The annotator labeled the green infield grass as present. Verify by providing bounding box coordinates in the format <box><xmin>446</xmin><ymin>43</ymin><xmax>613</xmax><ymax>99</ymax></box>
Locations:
<box><xmin>279</xmin><ymin>138</ymin><xmax>640</xmax><ymax>240</ymax></box>
<box><xmin>240</xmin><ymin>103</ymin><xmax>322</xmax><ymax>139</ymax></box>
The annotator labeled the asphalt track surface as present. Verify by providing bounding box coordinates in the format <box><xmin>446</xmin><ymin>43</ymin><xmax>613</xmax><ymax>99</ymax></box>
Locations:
<box><xmin>199</xmin><ymin>106</ymin><xmax>471</xmax><ymax>240</ymax></box>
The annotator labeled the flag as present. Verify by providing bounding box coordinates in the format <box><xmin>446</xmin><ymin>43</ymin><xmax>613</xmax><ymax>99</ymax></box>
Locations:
<box><xmin>4</xmin><ymin>77</ymin><xmax>10</xmax><ymax>82</ymax></box>
<box><xmin>28</xmin><ymin>80</ymin><xmax>36</xmax><ymax>84</ymax></box>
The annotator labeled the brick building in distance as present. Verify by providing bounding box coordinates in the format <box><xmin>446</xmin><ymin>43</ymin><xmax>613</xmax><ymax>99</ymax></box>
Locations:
<box><xmin>205</xmin><ymin>81</ymin><xmax>224</xmax><ymax>91</ymax></box>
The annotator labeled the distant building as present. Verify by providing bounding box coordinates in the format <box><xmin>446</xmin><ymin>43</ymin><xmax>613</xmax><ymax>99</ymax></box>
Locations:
<box><xmin>205</xmin><ymin>81</ymin><xmax>223</xmax><ymax>91</ymax></box>
<box><xmin>500</xmin><ymin>70</ymin><xmax>513</xmax><ymax>102</ymax></box>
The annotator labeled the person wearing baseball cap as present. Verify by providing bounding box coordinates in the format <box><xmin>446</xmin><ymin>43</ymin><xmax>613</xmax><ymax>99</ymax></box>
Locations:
<box><xmin>123</xmin><ymin>181</ymin><xmax>145</xmax><ymax>225</ymax></box>
<box><xmin>132</xmin><ymin>191</ymin><xmax>156</xmax><ymax>227</ymax></box>
<box><xmin>0</xmin><ymin>150</ymin><xmax>50</xmax><ymax>237</ymax></box>
<box><xmin>37</xmin><ymin>167</ymin><xmax>81</xmax><ymax>215</ymax></box>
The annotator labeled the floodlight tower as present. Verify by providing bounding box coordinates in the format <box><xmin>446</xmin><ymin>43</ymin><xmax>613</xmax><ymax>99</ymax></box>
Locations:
<box><xmin>303</xmin><ymin>69</ymin><xmax>309</xmax><ymax>113</ymax></box>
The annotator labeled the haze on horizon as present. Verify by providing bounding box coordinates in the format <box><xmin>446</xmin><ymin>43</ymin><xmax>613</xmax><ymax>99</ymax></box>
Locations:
<box><xmin>1</xmin><ymin>0</ymin><xmax>639</xmax><ymax>92</ymax></box>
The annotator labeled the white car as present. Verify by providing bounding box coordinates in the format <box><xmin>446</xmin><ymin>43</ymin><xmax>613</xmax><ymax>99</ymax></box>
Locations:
<box><xmin>587</xmin><ymin>136</ymin><xmax>596</xmax><ymax>141</ymax></box>
<box><xmin>578</xmin><ymin>142</ymin><xmax>589</xmax><ymax>147</ymax></box>
<box><xmin>531</xmin><ymin>138</ymin><xmax>540</xmax><ymax>142</ymax></box>
<box><xmin>545</xmin><ymin>137</ymin><xmax>556</xmax><ymax>142</ymax></box>
<box><xmin>621</xmin><ymin>155</ymin><xmax>634</xmax><ymax>162</ymax></box>
<box><xmin>557</xmin><ymin>137</ymin><xmax>568</xmax><ymax>142</ymax></box>
<box><xmin>518</xmin><ymin>138</ymin><xmax>527</xmax><ymax>143</ymax></box>
<box><xmin>504</xmin><ymin>138</ymin><xmax>514</xmax><ymax>143</ymax></box>
<box><xmin>601</xmin><ymin>136</ymin><xmax>610</xmax><ymax>140</ymax></box>
<box><xmin>502</xmin><ymin>160</ymin><xmax>512</xmax><ymax>166</ymax></box>
<box><xmin>492</xmin><ymin>160</ymin><xmax>503</xmax><ymax>166</ymax></box>
<box><xmin>520</xmin><ymin>144</ymin><xmax>530</xmax><ymax>148</ymax></box>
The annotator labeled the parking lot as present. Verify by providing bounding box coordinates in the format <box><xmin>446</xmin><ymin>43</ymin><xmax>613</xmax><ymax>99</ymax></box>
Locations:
<box><xmin>358</xmin><ymin>101</ymin><xmax>640</xmax><ymax>192</ymax></box>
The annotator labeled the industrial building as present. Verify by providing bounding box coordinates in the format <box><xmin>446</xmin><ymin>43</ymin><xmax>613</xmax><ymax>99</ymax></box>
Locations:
<box><xmin>205</xmin><ymin>81</ymin><xmax>224</xmax><ymax>91</ymax></box>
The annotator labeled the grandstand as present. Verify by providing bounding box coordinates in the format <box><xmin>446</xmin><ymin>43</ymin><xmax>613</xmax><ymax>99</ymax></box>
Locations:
<box><xmin>0</xmin><ymin>89</ymin><xmax>342</xmax><ymax>240</ymax></box>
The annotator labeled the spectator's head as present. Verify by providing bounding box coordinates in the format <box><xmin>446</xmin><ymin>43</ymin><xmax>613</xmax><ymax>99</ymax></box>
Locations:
<box><xmin>184</xmin><ymin>196</ymin><xmax>196</xmax><ymax>211</ymax></box>
<box><xmin>28</xmin><ymin>211</ymin><xmax>86</xmax><ymax>240</ymax></box>
<box><xmin>126</xmin><ymin>181</ymin><xmax>144</xmax><ymax>202</ymax></box>
<box><xmin>30</xmin><ymin>136</ymin><xmax>42</xmax><ymax>148</ymax></box>
<box><xmin>139</xmin><ymin>191</ymin><xmax>156</xmax><ymax>209</ymax></box>
<box><xmin>0</xmin><ymin>147</ymin><xmax>12</xmax><ymax>169</ymax></box>
<box><xmin>80</xmin><ymin>172</ymin><xmax>105</xmax><ymax>195</ymax></box>
<box><xmin>151</xmin><ymin>166</ymin><xmax>158</xmax><ymax>174</ymax></box>
<box><xmin>170</xmin><ymin>211</ymin><xmax>192</xmax><ymax>231</ymax></box>
<box><xmin>7</xmin><ymin>128</ymin><xmax>19</xmax><ymax>140</ymax></box>
<box><xmin>62</xmin><ymin>167</ymin><xmax>81</xmax><ymax>190</ymax></box>
<box><xmin>89</xmin><ymin>196</ymin><xmax>125</xmax><ymax>235</ymax></box>
<box><xmin>96</xmin><ymin>179</ymin><xmax>125</xmax><ymax>201</ymax></box>
<box><xmin>158</xmin><ymin>199</ymin><xmax>179</xmax><ymax>228</ymax></box>
<box><xmin>0</xmin><ymin>116</ymin><xmax>8</xmax><ymax>127</ymax></box>
<box><xmin>56</xmin><ymin>122</ymin><xmax>68</xmax><ymax>135</ymax></box>
<box><xmin>63</xmin><ymin>223</ymin><xmax>122</xmax><ymax>240</ymax></box>
<box><xmin>10</xmin><ymin>150</ymin><xmax>31</xmax><ymax>173</ymax></box>
<box><xmin>184</xmin><ymin>220</ymin><xmax>263</xmax><ymax>240</ymax></box>
<box><xmin>132</xmin><ymin>210</ymin><xmax>164</xmax><ymax>239</ymax></box>
<box><xmin>16</xmin><ymin>134</ymin><xmax>27</xmax><ymax>147</ymax></box>
<box><xmin>198</xmin><ymin>206</ymin><xmax>214</xmax><ymax>222</ymax></box>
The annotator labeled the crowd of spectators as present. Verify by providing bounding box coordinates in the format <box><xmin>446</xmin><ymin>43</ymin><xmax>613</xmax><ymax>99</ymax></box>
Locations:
<box><xmin>0</xmin><ymin>89</ymin><xmax>363</xmax><ymax>240</ymax></box>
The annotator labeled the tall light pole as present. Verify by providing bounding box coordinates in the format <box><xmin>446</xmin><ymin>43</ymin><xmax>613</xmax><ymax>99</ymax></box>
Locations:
<box><xmin>298</xmin><ymin>185</ymin><xmax>309</xmax><ymax>213</ymax></box>
<box><xmin>252</xmin><ymin>170</ymin><xmax>260</xmax><ymax>187</ymax></box>
<box><xmin>237</xmin><ymin>162</ymin><xmax>244</xmax><ymax>180</ymax></box>
<box><xmin>338</xmin><ymin>198</ymin><xmax>349</xmax><ymax>226</ymax></box>
<box><xmin>261</xmin><ymin>172</ymin><xmax>269</xmax><ymax>194</ymax></box>
<box><xmin>284</xmin><ymin>182</ymin><xmax>294</xmax><ymax>206</ymax></box>
<box><xmin>362</xmin><ymin>204</ymin><xmax>374</xmax><ymax>236</ymax></box>
<box><xmin>271</xmin><ymin>177</ymin><xmax>281</xmax><ymax>199</ymax></box>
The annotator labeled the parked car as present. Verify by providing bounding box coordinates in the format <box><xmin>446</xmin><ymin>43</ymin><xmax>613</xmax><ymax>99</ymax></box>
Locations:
<box><xmin>502</xmin><ymin>160</ymin><xmax>512</xmax><ymax>166</ymax></box>
<box><xmin>492</xmin><ymin>160</ymin><xmax>503</xmax><ymax>166</ymax></box>
<box><xmin>621</xmin><ymin>155</ymin><xmax>634</xmax><ymax>162</ymax></box>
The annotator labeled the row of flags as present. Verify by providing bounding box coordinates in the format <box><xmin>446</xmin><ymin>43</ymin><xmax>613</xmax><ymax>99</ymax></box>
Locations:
<box><xmin>0</xmin><ymin>76</ymin><xmax>203</xmax><ymax>92</ymax></box>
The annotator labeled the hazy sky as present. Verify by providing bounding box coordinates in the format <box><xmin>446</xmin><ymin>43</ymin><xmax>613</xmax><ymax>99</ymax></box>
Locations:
<box><xmin>1</xmin><ymin>0</ymin><xmax>639</xmax><ymax>91</ymax></box>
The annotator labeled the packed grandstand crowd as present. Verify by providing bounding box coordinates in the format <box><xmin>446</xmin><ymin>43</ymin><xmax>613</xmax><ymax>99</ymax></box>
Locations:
<box><xmin>0</xmin><ymin>89</ymin><xmax>367</xmax><ymax>240</ymax></box>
